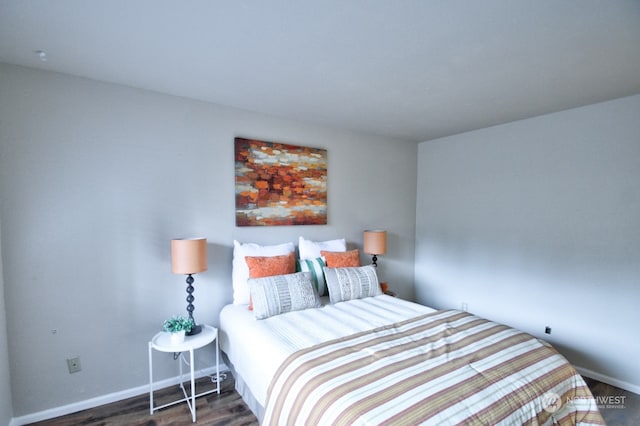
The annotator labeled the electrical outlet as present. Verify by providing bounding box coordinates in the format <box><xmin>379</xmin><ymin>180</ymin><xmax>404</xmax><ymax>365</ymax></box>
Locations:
<box><xmin>67</xmin><ymin>357</ymin><xmax>82</xmax><ymax>374</ymax></box>
<box><xmin>545</xmin><ymin>326</ymin><xmax>552</xmax><ymax>335</ymax></box>
<box><xmin>461</xmin><ymin>302</ymin><xmax>468</xmax><ymax>312</ymax></box>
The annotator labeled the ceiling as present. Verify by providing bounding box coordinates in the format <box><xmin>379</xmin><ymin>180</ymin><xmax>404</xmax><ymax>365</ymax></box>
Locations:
<box><xmin>1</xmin><ymin>1</ymin><xmax>639</xmax><ymax>142</ymax></box>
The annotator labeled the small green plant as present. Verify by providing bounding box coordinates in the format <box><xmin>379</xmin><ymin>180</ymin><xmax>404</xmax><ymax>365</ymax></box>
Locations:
<box><xmin>163</xmin><ymin>315</ymin><xmax>194</xmax><ymax>333</ymax></box>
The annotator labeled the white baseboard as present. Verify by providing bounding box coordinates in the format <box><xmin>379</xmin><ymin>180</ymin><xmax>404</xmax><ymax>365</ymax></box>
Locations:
<box><xmin>575</xmin><ymin>365</ymin><xmax>640</xmax><ymax>395</ymax></box>
<box><xmin>9</xmin><ymin>363</ymin><xmax>229</xmax><ymax>426</ymax></box>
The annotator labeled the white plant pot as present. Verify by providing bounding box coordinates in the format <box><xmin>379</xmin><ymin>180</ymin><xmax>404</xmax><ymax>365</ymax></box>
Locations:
<box><xmin>169</xmin><ymin>330</ymin><xmax>186</xmax><ymax>345</ymax></box>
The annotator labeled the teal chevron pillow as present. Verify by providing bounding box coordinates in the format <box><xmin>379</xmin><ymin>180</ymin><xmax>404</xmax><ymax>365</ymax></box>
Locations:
<box><xmin>296</xmin><ymin>257</ymin><xmax>328</xmax><ymax>296</ymax></box>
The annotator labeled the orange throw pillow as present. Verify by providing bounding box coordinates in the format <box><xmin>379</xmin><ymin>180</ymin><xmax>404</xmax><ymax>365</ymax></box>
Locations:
<box><xmin>245</xmin><ymin>252</ymin><xmax>296</xmax><ymax>310</ymax></box>
<box><xmin>321</xmin><ymin>249</ymin><xmax>360</xmax><ymax>268</ymax></box>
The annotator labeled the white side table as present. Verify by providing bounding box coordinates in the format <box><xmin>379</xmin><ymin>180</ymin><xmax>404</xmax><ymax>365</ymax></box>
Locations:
<box><xmin>148</xmin><ymin>324</ymin><xmax>220</xmax><ymax>422</ymax></box>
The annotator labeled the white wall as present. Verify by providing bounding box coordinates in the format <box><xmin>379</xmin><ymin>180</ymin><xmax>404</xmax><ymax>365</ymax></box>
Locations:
<box><xmin>0</xmin><ymin>224</ymin><xmax>13</xmax><ymax>426</ymax></box>
<box><xmin>0</xmin><ymin>62</ymin><xmax>418</xmax><ymax>417</ymax></box>
<box><xmin>415</xmin><ymin>94</ymin><xmax>640</xmax><ymax>392</ymax></box>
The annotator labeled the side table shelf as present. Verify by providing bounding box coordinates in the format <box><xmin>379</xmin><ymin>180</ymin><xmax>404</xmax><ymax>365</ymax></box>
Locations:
<box><xmin>148</xmin><ymin>324</ymin><xmax>220</xmax><ymax>423</ymax></box>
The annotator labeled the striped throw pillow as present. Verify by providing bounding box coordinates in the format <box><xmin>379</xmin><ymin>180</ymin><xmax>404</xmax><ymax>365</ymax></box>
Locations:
<box><xmin>324</xmin><ymin>265</ymin><xmax>382</xmax><ymax>304</ymax></box>
<box><xmin>296</xmin><ymin>257</ymin><xmax>328</xmax><ymax>296</ymax></box>
<box><xmin>248</xmin><ymin>272</ymin><xmax>321</xmax><ymax>320</ymax></box>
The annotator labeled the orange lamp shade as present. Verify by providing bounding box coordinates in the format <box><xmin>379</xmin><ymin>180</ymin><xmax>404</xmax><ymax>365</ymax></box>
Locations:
<box><xmin>363</xmin><ymin>230</ymin><xmax>387</xmax><ymax>255</ymax></box>
<box><xmin>171</xmin><ymin>238</ymin><xmax>207</xmax><ymax>274</ymax></box>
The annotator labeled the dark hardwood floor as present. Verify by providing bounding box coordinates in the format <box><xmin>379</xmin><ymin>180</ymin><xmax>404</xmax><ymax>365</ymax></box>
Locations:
<box><xmin>29</xmin><ymin>373</ymin><xmax>258</xmax><ymax>426</ymax></box>
<box><xmin>28</xmin><ymin>374</ymin><xmax>638</xmax><ymax>425</ymax></box>
<box><xmin>583</xmin><ymin>377</ymin><xmax>640</xmax><ymax>426</ymax></box>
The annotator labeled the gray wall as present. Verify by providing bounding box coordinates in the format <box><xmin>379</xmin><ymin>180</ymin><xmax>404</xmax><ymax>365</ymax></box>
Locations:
<box><xmin>0</xmin><ymin>63</ymin><xmax>418</xmax><ymax>416</ymax></box>
<box><xmin>415</xmin><ymin>94</ymin><xmax>640</xmax><ymax>391</ymax></box>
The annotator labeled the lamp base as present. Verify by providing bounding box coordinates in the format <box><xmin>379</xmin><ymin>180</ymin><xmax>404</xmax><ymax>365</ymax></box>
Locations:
<box><xmin>184</xmin><ymin>273</ymin><xmax>201</xmax><ymax>336</ymax></box>
<box><xmin>186</xmin><ymin>324</ymin><xmax>202</xmax><ymax>336</ymax></box>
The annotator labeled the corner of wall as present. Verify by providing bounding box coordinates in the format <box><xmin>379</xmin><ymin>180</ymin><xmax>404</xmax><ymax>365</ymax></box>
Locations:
<box><xmin>0</xmin><ymin>220</ymin><xmax>15</xmax><ymax>425</ymax></box>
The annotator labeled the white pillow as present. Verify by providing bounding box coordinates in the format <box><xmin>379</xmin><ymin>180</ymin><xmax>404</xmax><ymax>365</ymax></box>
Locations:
<box><xmin>298</xmin><ymin>236</ymin><xmax>346</xmax><ymax>260</ymax></box>
<box><xmin>232</xmin><ymin>240</ymin><xmax>295</xmax><ymax>305</ymax></box>
<box><xmin>248</xmin><ymin>272</ymin><xmax>321</xmax><ymax>320</ymax></box>
<box><xmin>324</xmin><ymin>265</ymin><xmax>382</xmax><ymax>304</ymax></box>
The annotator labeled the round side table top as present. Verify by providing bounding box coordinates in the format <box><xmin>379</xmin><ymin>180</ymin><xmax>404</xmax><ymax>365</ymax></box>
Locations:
<box><xmin>150</xmin><ymin>324</ymin><xmax>217</xmax><ymax>353</ymax></box>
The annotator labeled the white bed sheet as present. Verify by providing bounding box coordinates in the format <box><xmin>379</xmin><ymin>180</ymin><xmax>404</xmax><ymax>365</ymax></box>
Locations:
<box><xmin>219</xmin><ymin>295</ymin><xmax>435</xmax><ymax>412</ymax></box>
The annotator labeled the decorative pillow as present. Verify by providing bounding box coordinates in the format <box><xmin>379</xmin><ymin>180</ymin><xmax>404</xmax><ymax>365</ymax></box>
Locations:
<box><xmin>245</xmin><ymin>252</ymin><xmax>296</xmax><ymax>310</ymax></box>
<box><xmin>324</xmin><ymin>265</ymin><xmax>382</xmax><ymax>304</ymax></box>
<box><xmin>248</xmin><ymin>272</ymin><xmax>321</xmax><ymax>320</ymax></box>
<box><xmin>246</xmin><ymin>252</ymin><xmax>296</xmax><ymax>279</ymax></box>
<box><xmin>298</xmin><ymin>236</ymin><xmax>346</xmax><ymax>260</ymax></box>
<box><xmin>321</xmin><ymin>249</ymin><xmax>360</xmax><ymax>268</ymax></box>
<box><xmin>296</xmin><ymin>257</ymin><xmax>328</xmax><ymax>296</ymax></box>
<box><xmin>232</xmin><ymin>240</ymin><xmax>295</xmax><ymax>305</ymax></box>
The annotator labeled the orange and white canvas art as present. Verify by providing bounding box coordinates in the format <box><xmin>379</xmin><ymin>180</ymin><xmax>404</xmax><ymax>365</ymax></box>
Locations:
<box><xmin>235</xmin><ymin>137</ymin><xmax>327</xmax><ymax>226</ymax></box>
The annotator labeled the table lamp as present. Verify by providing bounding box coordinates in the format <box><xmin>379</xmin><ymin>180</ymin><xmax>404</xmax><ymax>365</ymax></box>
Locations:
<box><xmin>171</xmin><ymin>238</ymin><xmax>207</xmax><ymax>336</ymax></box>
<box><xmin>363</xmin><ymin>230</ymin><xmax>386</xmax><ymax>267</ymax></box>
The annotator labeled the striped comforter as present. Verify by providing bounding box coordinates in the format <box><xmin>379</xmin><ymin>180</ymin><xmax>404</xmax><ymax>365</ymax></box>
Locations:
<box><xmin>264</xmin><ymin>309</ymin><xmax>603</xmax><ymax>425</ymax></box>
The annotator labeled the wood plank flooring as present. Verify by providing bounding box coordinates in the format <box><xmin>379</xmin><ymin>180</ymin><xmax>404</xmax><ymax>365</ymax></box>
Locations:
<box><xmin>583</xmin><ymin>377</ymin><xmax>640</xmax><ymax>426</ymax></box>
<box><xmin>29</xmin><ymin>373</ymin><xmax>258</xmax><ymax>426</ymax></box>
<box><xmin>28</xmin><ymin>374</ymin><xmax>638</xmax><ymax>425</ymax></box>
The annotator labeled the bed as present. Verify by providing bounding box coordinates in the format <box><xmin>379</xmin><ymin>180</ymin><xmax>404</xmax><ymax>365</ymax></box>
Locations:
<box><xmin>219</xmin><ymin>239</ymin><xmax>604</xmax><ymax>425</ymax></box>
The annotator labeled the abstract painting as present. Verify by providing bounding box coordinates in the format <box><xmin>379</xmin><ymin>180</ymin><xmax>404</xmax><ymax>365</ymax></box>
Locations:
<box><xmin>235</xmin><ymin>137</ymin><xmax>327</xmax><ymax>226</ymax></box>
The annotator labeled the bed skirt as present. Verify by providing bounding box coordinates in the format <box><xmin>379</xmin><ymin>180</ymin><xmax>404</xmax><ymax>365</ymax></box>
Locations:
<box><xmin>221</xmin><ymin>351</ymin><xmax>265</xmax><ymax>422</ymax></box>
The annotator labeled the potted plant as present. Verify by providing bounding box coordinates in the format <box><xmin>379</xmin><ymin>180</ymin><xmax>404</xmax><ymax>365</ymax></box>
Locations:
<box><xmin>163</xmin><ymin>315</ymin><xmax>194</xmax><ymax>344</ymax></box>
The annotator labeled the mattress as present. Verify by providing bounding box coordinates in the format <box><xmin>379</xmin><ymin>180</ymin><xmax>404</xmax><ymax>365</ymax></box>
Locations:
<box><xmin>219</xmin><ymin>294</ymin><xmax>435</xmax><ymax>416</ymax></box>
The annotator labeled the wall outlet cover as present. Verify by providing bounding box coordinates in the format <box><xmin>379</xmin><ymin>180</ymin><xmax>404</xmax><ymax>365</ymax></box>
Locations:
<box><xmin>67</xmin><ymin>357</ymin><xmax>82</xmax><ymax>374</ymax></box>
